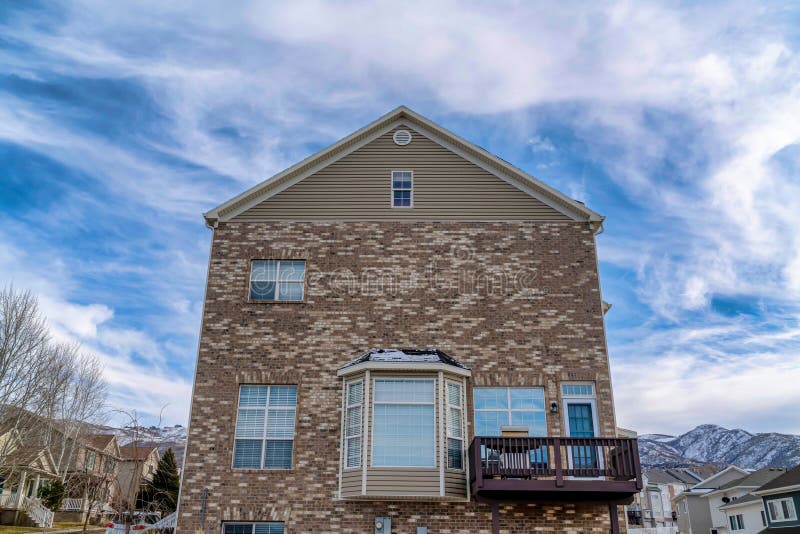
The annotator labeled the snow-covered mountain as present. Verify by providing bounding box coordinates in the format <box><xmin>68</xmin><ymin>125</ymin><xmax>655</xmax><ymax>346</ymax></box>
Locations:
<box><xmin>639</xmin><ymin>424</ymin><xmax>800</xmax><ymax>469</ymax></box>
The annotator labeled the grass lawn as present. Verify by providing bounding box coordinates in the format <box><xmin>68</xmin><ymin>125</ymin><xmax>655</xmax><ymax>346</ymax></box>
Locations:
<box><xmin>0</xmin><ymin>522</ymin><xmax>104</xmax><ymax>533</ymax></box>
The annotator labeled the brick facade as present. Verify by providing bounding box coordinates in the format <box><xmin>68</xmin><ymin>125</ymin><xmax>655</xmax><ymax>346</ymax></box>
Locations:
<box><xmin>177</xmin><ymin>220</ymin><xmax>624</xmax><ymax>533</ymax></box>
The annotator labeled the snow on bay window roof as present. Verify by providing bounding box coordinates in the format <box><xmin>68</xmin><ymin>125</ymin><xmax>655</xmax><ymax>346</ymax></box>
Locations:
<box><xmin>338</xmin><ymin>348</ymin><xmax>470</xmax><ymax>375</ymax></box>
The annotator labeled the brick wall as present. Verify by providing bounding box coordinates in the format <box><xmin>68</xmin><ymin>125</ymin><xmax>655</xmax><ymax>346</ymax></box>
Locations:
<box><xmin>178</xmin><ymin>220</ymin><xmax>623</xmax><ymax>533</ymax></box>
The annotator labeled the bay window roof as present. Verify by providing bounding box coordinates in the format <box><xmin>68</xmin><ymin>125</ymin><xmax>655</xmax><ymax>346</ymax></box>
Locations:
<box><xmin>337</xmin><ymin>348</ymin><xmax>470</xmax><ymax>377</ymax></box>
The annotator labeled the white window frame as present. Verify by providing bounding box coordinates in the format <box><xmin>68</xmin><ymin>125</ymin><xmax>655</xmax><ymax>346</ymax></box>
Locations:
<box><xmin>390</xmin><ymin>170</ymin><xmax>414</xmax><ymax>208</ymax></box>
<box><xmin>561</xmin><ymin>382</ymin><xmax>602</xmax><ymax>475</ymax></box>
<box><xmin>232</xmin><ymin>385</ymin><xmax>297</xmax><ymax>470</ymax></box>
<box><xmin>344</xmin><ymin>379</ymin><xmax>363</xmax><ymax>469</ymax></box>
<box><xmin>249</xmin><ymin>260</ymin><xmax>306</xmax><ymax>302</ymax></box>
<box><xmin>370</xmin><ymin>378</ymin><xmax>436</xmax><ymax>468</ymax></box>
<box><xmin>768</xmin><ymin>497</ymin><xmax>798</xmax><ymax>522</ymax></box>
<box><xmin>473</xmin><ymin>387</ymin><xmax>548</xmax><ymax>436</ymax></box>
<box><xmin>445</xmin><ymin>380</ymin><xmax>465</xmax><ymax>471</ymax></box>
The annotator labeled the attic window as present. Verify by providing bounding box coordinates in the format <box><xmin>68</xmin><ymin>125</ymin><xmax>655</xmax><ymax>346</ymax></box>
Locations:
<box><xmin>392</xmin><ymin>129</ymin><xmax>412</xmax><ymax>145</ymax></box>
<box><xmin>391</xmin><ymin>171</ymin><xmax>413</xmax><ymax>208</ymax></box>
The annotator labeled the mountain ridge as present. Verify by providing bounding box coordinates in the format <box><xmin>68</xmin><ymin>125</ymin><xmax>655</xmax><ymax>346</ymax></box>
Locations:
<box><xmin>639</xmin><ymin>424</ymin><xmax>800</xmax><ymax>469</ymax></box>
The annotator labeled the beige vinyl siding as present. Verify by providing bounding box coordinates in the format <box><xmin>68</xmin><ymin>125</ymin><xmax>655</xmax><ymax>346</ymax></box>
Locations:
<box><xmin>340</xmin><ymin>470</ymin><xmax>362</xmax><ymax>498</ymax></box>
<box><xmin>366</xmin><ymin>468</ymin><xmax>441</xmax><ymax>496</ymax></box>
<box><xmin>233</xmin><ymin>127</ymin><xmax>570</xmax><ymax>221</ymax></box>
<box><xmin>444</xmin><ymin>470</ymin><xmax>467</xmax><ymax>499</ymax></box>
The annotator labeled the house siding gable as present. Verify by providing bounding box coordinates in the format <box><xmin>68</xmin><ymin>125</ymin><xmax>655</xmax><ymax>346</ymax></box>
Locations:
<box><xmin>231</xmin><ymin>127</ymin><xmax>572</xmax><ymax>221</ymax></box>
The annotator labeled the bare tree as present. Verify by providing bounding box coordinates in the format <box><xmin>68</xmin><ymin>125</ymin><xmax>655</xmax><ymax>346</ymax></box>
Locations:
<box><xmin>0</xmin><ymin>286</ymin><xmax>109</xmax><ymax>520</ymax></box>
<box><xmin>0</xmin><ymin>286</ymin><xmax>61</xmax><ymax>486</ymax></box>
<box><xmin>110</xmin><ymin>409</ymin><xmax>167</xmax><ymax>534</ymax></box>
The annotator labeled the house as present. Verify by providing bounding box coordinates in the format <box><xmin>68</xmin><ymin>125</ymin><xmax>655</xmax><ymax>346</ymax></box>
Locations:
<box><xmin>628</xmin><ymin>468</ymin><xmax>704</xmax><ymax>532</ymax></box>
<box><xmin>56</xmin><ymin>433</ymin><xmax>122</xmax><ymax>523</ymax></box>
<box><xmin>0</xmin><ymin>427</ymin><xmax>58</xmax><ymax>528</ymax></box>
<box><xmin>116</xmin><ymin>445</ymin><xmax>159</xmax><ymax>509</ymax></box>
<box><xmin>702</xmin><ymin>468</ymin><xmax>786</xmax><ymax>534</ymax></box>
<box><xmin>673</xmin><ymin>465</ymin><xmax>750</xmax><ymax>534</ymax></box>
<box><xmin>718</xmin><ymin>494</ymin><xmax>768</xmax><ymax>534</ymax></box>
<box><xmin>752</xmin><ymin>464</ymin><xmax>800</xmax><ymax>533</ymax></box>
<box><xmin>176</xmin><ymin>105</ymin><xmax>642</xmax><ymax>533</ymax></box>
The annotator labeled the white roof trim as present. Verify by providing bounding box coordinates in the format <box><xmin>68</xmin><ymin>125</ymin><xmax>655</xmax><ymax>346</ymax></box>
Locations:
<box><xmin>337</xmin><ymin>361</ymin><xmax>472</xmax><ymax>377</ymax></box>
<box><xmin>753</xmin><ymin>483</ymin><xmax>800</xmax><ymax>497</ymax></box>
<box><xmin>204</xmin><ymin>106</ymin><xmax>603</xmax><ymax>224</ymax></box>
<box><xmin>691</xmin><ymin>465</ymin><xmax>750</xmax><ymax>490</ymax></box>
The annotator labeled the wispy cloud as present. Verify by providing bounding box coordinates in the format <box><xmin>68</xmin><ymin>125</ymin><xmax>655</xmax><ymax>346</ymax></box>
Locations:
<box><xmin>1</xmin><ymin>0</ymin><xmax>798</xmax><ymax>432</ymax></box>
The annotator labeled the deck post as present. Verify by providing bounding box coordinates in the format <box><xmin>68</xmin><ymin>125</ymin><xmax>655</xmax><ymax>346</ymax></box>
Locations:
<box><xmin>491</xmin><ymin>501</ymin><xmax>500</xmax><ymax>534</ymax></box>
<box><xmin>553</xmin><ymin>438</ymin><xmax>563</xmax><ymax>487</ymax></box>
<box><xmin>608</xmin><ymin>502</ymin><xmax>619</xmax><ymax>534</ymax></box>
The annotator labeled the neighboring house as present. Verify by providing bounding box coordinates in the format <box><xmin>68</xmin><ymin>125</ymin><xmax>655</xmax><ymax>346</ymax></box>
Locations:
<box><xmin>718</xmin><ymin>494</ymin><xmax>769</xmax><ymax>534</ymax></box>
<box><xmin>177</xmin><ymin>106</ymin><xmax>643</xmax><ymax>533</ymax></box>
<box><xmin>702</xmin><ymin>468</ymin><xmax>786</xmax><ymax>534</ymax></box>
<box><xmin>628</xmin><ymin>468</ymin><xmax>704</xmax><ymax>532</ymax></box>
<box><xmin>673</xmin><ymin>465</ymin><xmax>750</xmax><ymax>534</ymax></box>
<box><xmin>752</xmin><ymin>464</ymin><xmax>800</xmax><ymax>533</ymax></box>
<box><xmin>116</xmin><ymin>445</ymin><xmax>159</xmax><ymax>509</ymax></box>
<box><xmin>56</xmin><ymin>433</ymin><xmax>122</xmax><ymax>522</ymax></box>
<box><xmin>0</xmin><ymin>427</ymin><xmax>58</xmax><ymax>528</ymax></box>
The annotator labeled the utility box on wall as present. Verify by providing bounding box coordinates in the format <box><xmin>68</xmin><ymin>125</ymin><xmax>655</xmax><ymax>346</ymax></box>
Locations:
<box><xmin>375</xmin><ymin>517</ymin><xmax>391</xmax><ymax>534</ymax></box>
<box><xmin>416</xmin><ymin>528</ymin><xmax>428</xmax><ymax>534</ymax></box>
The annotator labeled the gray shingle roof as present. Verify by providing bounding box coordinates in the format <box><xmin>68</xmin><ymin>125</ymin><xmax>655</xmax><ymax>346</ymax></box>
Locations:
<box><xmin>718</xmin><ymin>467</ymin><xmax>787</xmax><ymax>491</ymax></box>
<box><xmin>719</xmin><ymin>492</ymin><xmax>761</xmax><ymax>509</ymax></box>
<box><xmin>339</xmin><ymin>348</ymin><xmax>470</xmax><ymax>370</ymax></box>
<box><xmin>756</xmin><ymin>464</ymin><xmax>800</xmax><ymax>492</ymax></box>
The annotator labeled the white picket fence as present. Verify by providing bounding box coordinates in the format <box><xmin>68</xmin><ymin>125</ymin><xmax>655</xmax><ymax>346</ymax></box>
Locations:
<box><xmin>22</xmin><ymin>496</ymin><xmax>54</xmax><ymax>528</ymax></box>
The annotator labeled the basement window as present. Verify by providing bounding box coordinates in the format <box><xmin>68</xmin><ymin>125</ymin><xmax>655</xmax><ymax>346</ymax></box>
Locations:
<box><xmin>391</xmin><ymin>171</ymin><xmax>413</xmax><ymax>208</ymax></box>
<box><xmin>223</xmin><ymin>524</ymin><xmax>284</xmax><ymax>534</ymax></box>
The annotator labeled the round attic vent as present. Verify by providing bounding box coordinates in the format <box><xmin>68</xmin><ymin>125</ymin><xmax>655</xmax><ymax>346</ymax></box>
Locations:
<box><xmin>393</xmin><ymin>129</ymin><xmax>412</xmax><ymax>146</ymax></box>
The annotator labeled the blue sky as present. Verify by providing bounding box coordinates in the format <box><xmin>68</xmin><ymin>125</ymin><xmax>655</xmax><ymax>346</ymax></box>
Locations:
<box><xmin>1</xmin><ymin>1</ymin><xmax>799</xmax><ymax>435</ymax></box>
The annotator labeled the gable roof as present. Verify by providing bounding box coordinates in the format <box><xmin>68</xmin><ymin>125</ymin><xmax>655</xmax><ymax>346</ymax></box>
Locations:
<box><xmin>691</xmin><ymin>465</ymin><xmax>750</xmax><ymax>490</ymax></box>
<box><xmin>717</xmin><ymin>468</ymin><xmax>786</xmax><ymax>491</ymax></box>
<box><xmin>204</xmin><ymin>106</ymin><xmax>603</xmax><ymax>226</ymax></box>
<box><xmin>754</xmin><ymin>464</ymin><xmax>800</xmax><ymax>493</ymax></box>
<box><xmin>119</xmin><ymin>444</ymin><xmax>159</xmax><ymax>461</ymax></box>
<box><xmin>88</xmin><ymin>433</ymin><xmax>116</xmax><ymax>451</ymax></box>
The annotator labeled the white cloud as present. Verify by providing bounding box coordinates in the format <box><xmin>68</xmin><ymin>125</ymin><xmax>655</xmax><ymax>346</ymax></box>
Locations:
<box><xmin>2</xmin><ymin>0</ymin><xmax>799</xmax><ymax>433</ymax></box>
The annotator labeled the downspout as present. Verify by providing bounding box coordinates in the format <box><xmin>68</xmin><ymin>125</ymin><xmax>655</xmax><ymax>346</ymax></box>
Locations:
<box><xmin>174</xmin><ymin>216</ymin><xmax>217</xmax><ymax>533</ymax></box>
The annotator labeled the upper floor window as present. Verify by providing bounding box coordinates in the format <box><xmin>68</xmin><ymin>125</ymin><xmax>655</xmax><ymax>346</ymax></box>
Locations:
<box><xmin>233</xmin><ymin>385</ymin><xmax>297</xmax><ymax>469</ymax></box>
<box><xmin>85</xmin><ymin>451</ymin><xmax>96</xmax><ymax>470</ymax></box>
<box><xmin>250</xmin><ymin>260</ymin><xmax>306</xmax><ymax>302</ymax></box>
<box><xmin>391</xmin><ymin>171</ymin><xmax>413</xmax><ymax>208</ymax></box>
<box><xmin>767</xmin><ymin>497</ymin><xmax>797</xmax><ymax>522</ymax></box>
<box><xmin>473</xmin><ymin>387</ymin><xmax>546</xmax><ymax>436</ymax></box>
<box><xmin>372</xmin><ymin>379</ymin><xmax>434</xmax><ymax>467</ymax></box>
<box><xmin>224</xmin><ymin>523</ymin><xmax>284</xmax><ymax>534</ymax></box>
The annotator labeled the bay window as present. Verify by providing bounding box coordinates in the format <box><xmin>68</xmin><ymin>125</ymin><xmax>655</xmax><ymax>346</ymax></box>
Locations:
<box><xmin>371</xmin><ymin>379</ymin><xmax>435</xmax><ymax>467</ymax></box>
<box><xmin>446</xmin><ymin>381</ymin><xmax>464</xmax><ymax>470</ymax></box>
<box><xmin>344</xmin><ymin>379</ymin><xmax>363</xmax><ymax>468</ymax></box>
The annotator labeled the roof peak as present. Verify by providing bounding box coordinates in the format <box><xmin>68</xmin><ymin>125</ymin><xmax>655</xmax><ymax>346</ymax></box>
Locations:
<box><xmin>204</xmin><ymin>105</ymin><xmax>603</xmax><ymax>225</ymax></box>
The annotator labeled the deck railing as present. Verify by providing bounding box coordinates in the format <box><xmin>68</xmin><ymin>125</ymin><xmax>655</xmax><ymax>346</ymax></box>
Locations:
<box><xmin>0</xmin><ymin>492</ymin><xmax>20</xmax><ymax>509</ymax></box>
<box><xmin>469</xmin><ymin>436</ymin><xmax>642</xmax><ymax>488</ymax></box>
<box><xmin>60</xmin><ymin>497</ymin><xmax>85</xmax><ymax>511</ymax></box>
